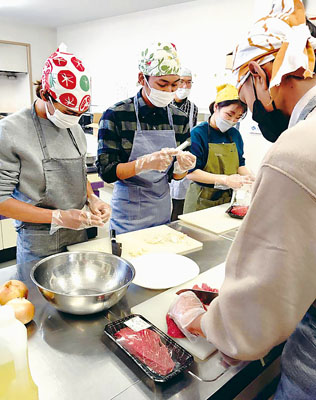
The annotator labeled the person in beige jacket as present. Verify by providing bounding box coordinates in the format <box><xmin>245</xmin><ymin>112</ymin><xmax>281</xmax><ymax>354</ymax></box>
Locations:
<box><xmin>168</xmin><ymin>1</ymin><xmax>316</xmax><ymax>398</ymax></box>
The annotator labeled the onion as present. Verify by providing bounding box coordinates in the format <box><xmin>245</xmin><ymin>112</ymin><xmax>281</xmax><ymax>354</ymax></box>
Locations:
<box><xmin>0</xmin><ymin>280</ymin><xmax>29</xmax><ymax>305</ymax></box>
<box><xmin>6</xmin><ymin>298</ymin><xmax>35</xmax><ymax>324</ymax></box>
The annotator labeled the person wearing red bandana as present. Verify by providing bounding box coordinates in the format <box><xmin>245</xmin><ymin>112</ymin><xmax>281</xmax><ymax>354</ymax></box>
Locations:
<box><xmin>0</xmin><ymin>44</ymin><xmax>111</xmax><ymax>263</ymax></box>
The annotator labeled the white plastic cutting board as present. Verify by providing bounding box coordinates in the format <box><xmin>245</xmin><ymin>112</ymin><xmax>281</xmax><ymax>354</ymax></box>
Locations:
<box><xmin>178</xmin><ymin>203</ymin><xmax>243</xmax><ymax>234</ymax></box>
<box><xmin>131</xmin><ymin>263</ymin><xmax>225</xmax><ymax>360</ymax></box>
<box><xmin>67</xmin><ymin>225</ymin><xmax>203</xmax><ymax>261</ymax></box>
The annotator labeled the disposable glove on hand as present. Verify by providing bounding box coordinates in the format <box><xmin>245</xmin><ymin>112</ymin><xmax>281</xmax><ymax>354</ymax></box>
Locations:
<box><xmin>135</xmin><ymin>148</ymin><xmax>178</xmax><ymax>174</ymax></box>
<box><xmin>50</xmin><ymin>209</ymin><xmax>105</xmax><ymax>235</ymax></box>
<box><xmin>216</xmin><ymin>174</ymin><xmax>253</xmax><ymax>190</ymax></box>
<box><xmin>87</xmin><ymin>194</ymin><xmax>111</xmax><ymax>223</ymax></box>
<box><xmin>173</xmin><ymin>151</ymin><xmax>196</xmax><ymax>174</ymax></box>
<box><xmin>168</xmin><ymin>291</ymin><xmax>206</xmax><ymax>342</ymax></box>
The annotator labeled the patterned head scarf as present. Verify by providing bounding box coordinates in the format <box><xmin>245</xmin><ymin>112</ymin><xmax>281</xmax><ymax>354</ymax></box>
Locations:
<box><xmin>138</xmin><ymin>42</ymin><xmax>181</xmax><ymax>76</ymax></box>
<box><xmin>233</xmin><ymin>0</ymin><xmax>316</xmax><ymax>90</ymax></box>
<box><xmin>215</xmin><ymin>84</ymin><xmax>239</xmax><ymax>104</ymax></box>
<box><xmin>41</xmin><ymin>43</ymin><xmax>91</xmax><ymax>112</ymax></box>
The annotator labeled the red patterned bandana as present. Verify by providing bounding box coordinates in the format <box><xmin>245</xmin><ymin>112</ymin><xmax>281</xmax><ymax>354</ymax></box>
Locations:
<box><xmin>41</xmin><ymin>43</ymin><xmax>91</xmax><ymax>112</ymax></box>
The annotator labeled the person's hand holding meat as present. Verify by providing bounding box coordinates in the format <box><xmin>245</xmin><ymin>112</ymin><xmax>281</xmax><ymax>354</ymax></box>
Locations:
<box><xmin>168</xmin><ymin>291</ymin><xmax>206</xmax><ymax>342</ymax></box>
<box><xmin>87</xmin><ymin>193</ymin><xmax>111</xmax><ymax>223</ymax></box>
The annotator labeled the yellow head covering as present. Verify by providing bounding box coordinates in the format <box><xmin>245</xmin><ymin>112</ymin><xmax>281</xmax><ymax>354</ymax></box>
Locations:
<box><xmin>232</xmin><ymin>0</ymin><xmax>316</xmax><ymax>89</ymax></box>
<box><xmin>215</xmin><ymin>84</ymin><xmax>239</xmax><ymax>104</ymax></box>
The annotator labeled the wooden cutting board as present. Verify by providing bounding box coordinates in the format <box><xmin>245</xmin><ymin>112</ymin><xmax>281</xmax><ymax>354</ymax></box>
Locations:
<box><xmin>131</xmin><ymin>263</ymin><xmax>225</xmax><ymax>360</ymax></box>
<box><xmin>178</xmin><ymin>203</ymin><xmax>243</xmax><ymax>234</ymax></box>
<box><xmin>67</xmin><ymin>225</ymin><xmax>203</xmax><ymax>261</ymax></box>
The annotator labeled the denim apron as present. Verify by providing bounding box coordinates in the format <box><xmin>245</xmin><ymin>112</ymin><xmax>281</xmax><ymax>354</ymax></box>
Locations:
<box><xmin>110</xmin><ymin>96</ymin><xmax>176</xmax><ymax>234</ymax></box>
<box><xmin>15</xmin><ymin>104</ymin><xmax>87</xmax><ymax>264</ymax></box>
<box><xmin>274</xmin><ymin>96</ymin><xmax>316</xmax><ymax>400</ymax></box>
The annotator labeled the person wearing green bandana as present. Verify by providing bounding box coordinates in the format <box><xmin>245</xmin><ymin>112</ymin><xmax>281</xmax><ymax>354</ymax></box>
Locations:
<box><xmin>97</xmin><ymin>42</ymin><xmax>196</xmax><ymax>234</ymax></box>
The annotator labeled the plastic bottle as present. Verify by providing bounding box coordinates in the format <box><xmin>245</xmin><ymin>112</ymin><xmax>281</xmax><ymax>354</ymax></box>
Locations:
<box><xmin>0</xmin><ymin>305</ymin><xmax>38</xmax><ymax>400</ymax></box>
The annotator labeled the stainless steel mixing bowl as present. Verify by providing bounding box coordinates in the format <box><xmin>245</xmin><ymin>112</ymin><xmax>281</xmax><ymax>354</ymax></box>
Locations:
<box><xmin>30</xmin><ymin>252</ymin><xmax>135</xmax><ymax>315</ymax></box>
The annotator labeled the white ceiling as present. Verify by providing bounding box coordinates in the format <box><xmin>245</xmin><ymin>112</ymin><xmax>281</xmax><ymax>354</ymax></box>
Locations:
<box><xmin>0</xmin><ymin>0</ymin><xmax>197</xmax><ymax>28</ymax></box>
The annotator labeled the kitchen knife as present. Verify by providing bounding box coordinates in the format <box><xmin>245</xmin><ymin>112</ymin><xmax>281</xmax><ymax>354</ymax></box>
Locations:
<box><xmin>110</xmin><ymin>229</ymin><xmax>122</xmax><ymax>257</ymax></box>
<box><xmin>176</xmin><ymin>288</ymin><xmax>218</xmax><ymax>305</ymax></box>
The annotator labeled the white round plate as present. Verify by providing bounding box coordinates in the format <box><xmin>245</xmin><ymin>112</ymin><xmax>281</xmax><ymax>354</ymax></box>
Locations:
<box><xmin>131</xmin><ymin>253</ymin><xmax>200</xmax><ymax>289</ymax></box>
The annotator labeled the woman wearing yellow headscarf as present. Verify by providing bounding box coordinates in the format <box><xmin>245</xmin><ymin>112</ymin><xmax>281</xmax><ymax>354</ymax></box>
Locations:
<box><xmin>183</xmin><ymin>84</ymin><xmax>253</xmax><ymax>213</ymax></box>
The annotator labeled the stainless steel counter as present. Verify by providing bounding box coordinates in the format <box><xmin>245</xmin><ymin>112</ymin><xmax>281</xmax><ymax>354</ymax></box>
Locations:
<box><xmin>0</xmin><ymin>222</ymin><xmax>282</xmax><ymax>400</ymax></box>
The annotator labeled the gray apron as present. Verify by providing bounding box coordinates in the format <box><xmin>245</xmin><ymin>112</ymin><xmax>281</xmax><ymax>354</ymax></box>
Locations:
<box><xmin>15</xmin><ymin>103</ymin><xmax>87</xmax><ymax>264</ymax></box>
<box><xmin>274</xmin><ymin>96</ymin><xmax>316</xmax><ymax>399</ymax></box>
<box><xmin>110</xmin><ymin>96</ymin><xmax>176</xmax><ymax>234</ymax></box>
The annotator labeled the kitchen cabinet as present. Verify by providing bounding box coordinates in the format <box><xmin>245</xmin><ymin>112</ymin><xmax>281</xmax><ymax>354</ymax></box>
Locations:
<box><xmin>0</xmin><ymin>40</ymin><xmax>33</xmax><ymax>114</ymax></box>
<box><xmin>1</xmin><ymin>218</ymin><xmax>17</xmax><ymax>249</ymax></box>
<box><xmin>87</xmin><ymin>172</ymin><xmax>102</xmax><ymax>183</ymax></box>
<box><xmin>0</xmin><ymin>220</ymin><xmax>3</xmax><ymax>250</ymax></box>
<box><xmin>0</xmin><ymin>42</ymin><xmax>28</xmax><ymax>73</ymax></box>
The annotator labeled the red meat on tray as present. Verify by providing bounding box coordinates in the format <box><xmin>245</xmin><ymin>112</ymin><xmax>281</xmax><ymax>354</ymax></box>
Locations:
<box><xmin>114</xmin><ymin>327</ymin><xmax>175</xmax><ymax>376</ymax></box>
<box><xmin>230</xmin><ymin>205</ymin><xmax>248</xmax><ymax>217</ymax></box>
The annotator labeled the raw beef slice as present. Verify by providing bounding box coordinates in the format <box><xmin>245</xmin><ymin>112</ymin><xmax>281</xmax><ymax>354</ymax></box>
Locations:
<box><xmin>230</xmin><ymin>205</ymin><xmax>248</xmax><ymax>217</ymax></box>
<box><xmin>166</xmin><ymin>314</ymin><xmax>185</xmax><ymax>338</ymax></box>
<box><xmin>115</xmin><ymin>327</ymin><xmax>175</xmax><ymax>376</ymax></box>
<box><xmin>192</xmin><ymin>283</ymin><xmax>219</xmax><ymax>293</ymax></box>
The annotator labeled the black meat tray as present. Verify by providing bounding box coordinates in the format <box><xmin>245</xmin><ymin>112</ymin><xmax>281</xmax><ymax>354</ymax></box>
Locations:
<box><xmin>225</xmin><ymin>205</ymin><xmax>246</xmax><ymax>219</ymax></box>
<box><xmin>104</xmin><ymin>314</ymin><xmax>194</xmax><ymax>383</ymax></box>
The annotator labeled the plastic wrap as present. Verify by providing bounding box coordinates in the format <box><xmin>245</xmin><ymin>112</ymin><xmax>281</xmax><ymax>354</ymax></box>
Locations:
<box><xmin>104</xmin><ymin>314</ymin><xmax>193</xmax><ymax>382</ymax></box>
<box><xmin>226</xmin><ymin>184</ymin><xmax>252</xmax><ymax>219</ymax></box>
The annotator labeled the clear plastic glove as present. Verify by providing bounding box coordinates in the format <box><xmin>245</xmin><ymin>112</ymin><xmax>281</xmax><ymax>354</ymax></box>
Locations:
<box><xmin>215</xmin><ymin>174</ymin><xmax>253</xmax><ymax>190</ymax></box>
<box><xmin>168</xmin><ymin>291</ymin><xmax>206</xmax><ymax>342</ymax></box>
<box><xmin>50</xmin><ymin>209</ymin><xmax>105</xmax><ymax>235</ymax></box>
<box><xmin>87</xmin><ymin>194</ymin><xmax>111</xmax><ymax>223</ymax></box>
<box><xmin>173</xmin><ymin>151</ymin><xmax>196</xmax><ymax>174</ymax></box>
<box><xmin>135</xmin><ymin>148</ymin><xmax>178</xmax><ymax>174</ymax></box>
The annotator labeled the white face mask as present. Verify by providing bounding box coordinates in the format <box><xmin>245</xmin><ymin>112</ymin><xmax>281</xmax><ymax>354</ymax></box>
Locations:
<box><xmin>45</xmin><ymin>99</ymin><xmax>81</xmax><ymax>129</ymax></box>
<box><xmin>215</xmin><ymin>114</ymin><xmax>236</xmax><ymax>133</ymax></box>
<box><xmin>144</xmin><ymin>76</ymin><xmax>176</xmax><ymax>108</ymax></box>
<box><xmin>176</xmin><ymin>87</ymin><xmax>191</xmax><ymax>100</ymax></box>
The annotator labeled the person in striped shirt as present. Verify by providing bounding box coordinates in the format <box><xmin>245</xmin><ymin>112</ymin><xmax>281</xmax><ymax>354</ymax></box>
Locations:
<box><xmin>97</xmin><ymin>42</ymin><xmax>196</xmax><ymax>234</ymax></box>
